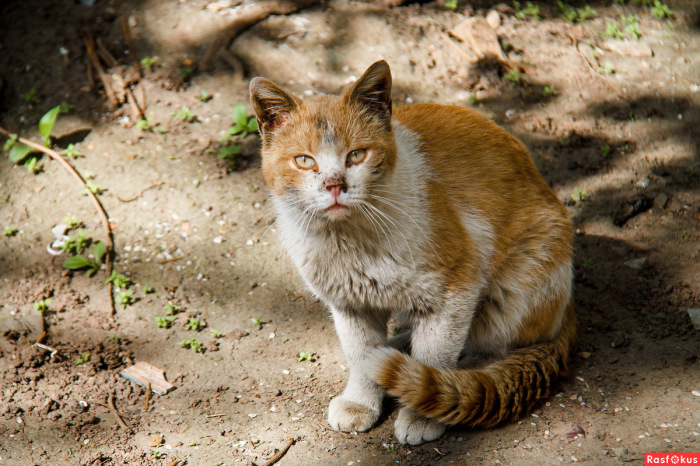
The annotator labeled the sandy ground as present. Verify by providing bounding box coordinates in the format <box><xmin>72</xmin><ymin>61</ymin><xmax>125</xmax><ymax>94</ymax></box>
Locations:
<box><xmin>0</xmin><ymin>0</ymin><xmax>699</xmax><ymax>464</ymax></box>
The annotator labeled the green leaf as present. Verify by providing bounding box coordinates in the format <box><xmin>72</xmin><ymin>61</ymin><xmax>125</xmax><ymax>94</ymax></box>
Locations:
<box><xmin>9</xmin><ymin>144</ymin><xmax>34</xmax><ymax>163</ymax></box>
<box><xmin>93</xmin><ymin>241</ymin><xmax>106</xmax><ymax>265</ymax></box>
<box><xmin>246</xmin><ymin>118</ymin><xmax>258</xmax><ymax>133</ymax></box>
<box><xmin>232</xmin><ymin>104</ymin><xmax>248</xmax><ymax>127</ymax></box>
<box><xmin>39</xmin><ymin>106</ymin><xmax>61</xmax><ymax>147</ymax></box>
<box><xmin>62</xmin><ymin>255</ymin><xmax>92</xmax><ymax>270</ymax></box>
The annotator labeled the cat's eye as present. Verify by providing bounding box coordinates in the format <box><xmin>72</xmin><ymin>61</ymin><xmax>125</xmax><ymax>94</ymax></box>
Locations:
<box><xmin>346</xmin><ymin>149</ymin><xmax>367</xmax><ymax>165</ymax></box>
<box><xmin>294</xmin><ymin>155</ymin><xmax>316</xmax><ymax>169</ymax></box>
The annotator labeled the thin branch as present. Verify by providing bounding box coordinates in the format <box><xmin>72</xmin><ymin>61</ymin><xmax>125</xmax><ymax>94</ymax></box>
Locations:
<box><xmin>0</xmin><ymin>127</ymin><xmax>116</xmax><ymax>317</ymax></box>
<box><xmin>108</xmin><ymin>394</ymin><xmax>133</xmax><ymax>433</ymax></box>
<box><xmin>262</xmin><ymin>437</ymin><xmax>295</xmax><ymax>466</ymax></box>
<box><xmin>116</xmin><ymin>181</ymin><xmax>164</xmax><ymax>203</ymax></box>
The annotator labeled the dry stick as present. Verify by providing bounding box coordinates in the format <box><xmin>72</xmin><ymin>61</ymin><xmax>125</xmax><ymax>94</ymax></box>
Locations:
<box><xmin>116</xmin><ymin>181</ymin><xmax>164</xmax><ymax>203</ymax></box>
<box><xmin>33</xmin><ymin>342</ymin><xmax>60</xmax><ymax>360</ymax></box>
<box><xmin>121</xmin><ymin>15</ymin><xmax>146</xmax><ymax>119</ymax></box>
<box><xmin>144</xmin><ymin>382</ymin><xmax>151</xmax><ymax>411</ymax></box>
<box><xmin>569</xmin><ymin>33</ymin><xmax>628</xmax><ymax>102</ymax></box>
<box><xmin>199</xmin><ymin>0</ymin><xmax>320</xmax><ymax>72</ymax></box>
<box><xmin>96</xmin><ymin>38</ymin><xmax>118</xmax><ymax>68</ymax></box>
<box><xmin>262</xmin><ymin>437</ymin><xmax>295</xmax><ymax>466</ymax></box>
<box><xmin>83</xmin><ymin>32</ymin><xmax>119</xmax><ymax>109</ymax></box>
<box><xmin>108</xmin><ymin>393</ymin><xmax>133</xmax><ymax>433</ymax></box>
<box><xmin>0</xmin><ymin>127</ymin><xmax>116</xmax><ymax>317</ymax></box>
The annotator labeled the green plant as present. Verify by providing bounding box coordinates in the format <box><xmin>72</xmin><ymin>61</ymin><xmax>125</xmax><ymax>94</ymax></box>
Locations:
<box><xmin>542</xmin><ymin>85</ymin><xmax>555</xmax><ymax>97</ymax></box>
<box><xmin>24</xmin><ymin>88</ymin><xmax>37</xmax><ymax>104</ymax></box>
<box><xmin>155</xmin><ymin>315</ymin><xmax>175</xmax><ymax>329</ymax></box>
<box><xmin>571</xmin><ymin>187</ymin><xmax>588</xmax><ymax>201</ymax></box>
<box><xmin>33</xmin><ymin>298</ymin><xmax>52</xmax><ymax>313</ymax></box>
<box><xmin>152</xmin><ymin>448</ymin><xmax>162</xmax><ymax>459</ymax></box>
<box><xmin>59</xmin><ymin>102</ymin><xmax>74</xmax><ymax>113</ymax></box>
<box><xmin>165</xmin><ymin>301</ymin><xmax>180</xmax><ymax>315</ymax></box>
<box><xmin>179</xmin><ymin>67</ymin><xmax>194</xmax><ymax>80</ymax></box>
<box><xmin>560</xmin><ymin>137</ymin><xmax>570</xmax><ymax>146</ymax></box>
<box><xmin>197</xmin><ymin>89</ymin><xmax>213</xmax><ymax>102</ymax></box>
<box><xmin>140</xmin><ymin>56</ymin><xmax>158</xmax><ymax>71</ymax></box>
<box><xmin>582</xmin><ymin>258</ymin><xmax>592</xmax><ymax>269</ymax></box>
<box><xmin>188</xmin><ymin>441</ymin><xmax>198</xmax><ymax>447</ymax></box>
<box><xmin>210</xmin><ymin>329</ymin><xmax>222</xmax><ymax>338</ymax></box>
<box><xmin>171</xmin><ymin>106</ymin><xmax>196</xmax><ymax>122</ymax></box>
<box><xmin>601</xmin><ymin>144</ymin><xmax>611</xmax><ymax>158</ymax></box>
<box><xmin>217</xmin><ymin>144</ymin><xmax>241</xmax><ymax>161</ymax></box>
<box><xmin>85</xmin><ymin>181</ymin><xmax>103</xmax><ymax>195</ymax></box>
<box><xmin>75</xmin><ymin>352</ymin><xmax>90</xmax><ymax>365</ymax></box>
<box><xmin>627</xmin><ymin>112</ymin><xmax>637</xmax><ymax>122</ymax></box>
<box><xmin>136</xmin><ymin>117</ymin><xmax>156</xmax><ymax>132</ymax></box>
<box><xmin>505</xmin><ymin>69</ymin><xmax>527</xmax><ymax>86</ymax></box>
<box><xmin>597</xmin><ymin>60</ymin><xmax>615</xmax><ymax>75</ymax></box>
<box><xmin>513</xmin><ymin>1</ymin><xmax>541</xmax><ymax>20</ymax></box>
<box><xmin>252</xmin><ymin>317</ymin><xmax>264</xmax><ymax>330</ymax></box>
<box><xmin>651</xmin><ymin>0</ymin><xmax>672</xmax><ymax>18</ymax></box>
<box><xmin>226</xmin><ymin>104</ymin><xmax>259</xmax><ymax>140</ymax></box>
<box><xmin>143</xmin><ymin>284</ymin><xmax>154</xmax><ymax>294</ymax></box>
<box><xmin>557</xmin><ymin>2</ymin><xmax>596</xmax><ymax>23</ymax></box>
<box><xmin>117</xmin><ymin>290</ymin><xmax>134</xmax><ymax>309</ymax></box>
<box><xmin>108</xmin><ymin>333</ymin><xmax>122</xmax><ymax>343</ymax></box>
<box><xmin>298</xmin><ymin>350</ymin><xmax>315</xmax><ymax>362</ymax></box>
<box><xmin>186</xmin><ymin>318</ymin><xmax>203</xmax><ymax>331</ymax></box>
<box><xmin>444</xmin><ymin>0</ymin><xmax>458</xmax><ymax>10</ymax></box>
<box><xmin>605</xmin><ymin>20</ymin><xmax>624</xmax><ymax>39</ymax></box>
<box><xmin>178</xmin><ymin>338</ymin><xmax>203</xmax><ymax>353</ymax></box>
<box><xmin>23</xmin><ymin>157</ymin><xmax>42</xmax><ymax>174</ymax></box>
<box><xmin>62</xmin><ymin>240</ymin><xmax>106</xmax><ymax>277</ymax></box>
<box><xmin>62</xmin><ymin>231</ymin><xmax>91</xmax><ymax>254</ymax></box>
<box><xmin>106</xmin><ymin>271</ymin><xmax>131</xmax><ymax>289</ymax></box>
<box><xmin>4</xmin><ymin>226</ymin><xmax>17</xmax><ymax>237</ymax></box>
<box><xmin>62</xmin><ymin>144</ymin><xmax>83</xmax><ymax>159</ymax></box>
<box><xmin>4</xmin><ymin>105</ymin><xmax>68</xmax><ymax>165</ymax></box>
<box><xmin>63</xmin><ymin>215</ymin><xmax>79</xmax><ymax>228</ymax></box>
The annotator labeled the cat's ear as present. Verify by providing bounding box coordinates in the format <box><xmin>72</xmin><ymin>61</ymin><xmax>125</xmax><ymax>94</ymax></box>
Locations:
<box><xmin>343</xmin><ymin>60</ymin><xmax>392</xmax><ymax>123</ymax></box>
<box><xmin>249</xmin><ymin>78</ymin><xmax>299</xmax><ymax>136</ymax></box>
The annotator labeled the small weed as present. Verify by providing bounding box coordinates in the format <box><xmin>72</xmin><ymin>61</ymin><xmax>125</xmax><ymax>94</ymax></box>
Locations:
<box><xmin>4</xmin><ymin>226</ymin><xmax>18</xmax><ymax>237</ymax></box>
<box><xmin>298</xmin><ymin>350</ymin><xmax>315</xmax><ymax>362</ymax></box>
<box><xmin>24</xmin><ymin>157</ymin><xmax>42</xmax><ymax>174</ymax></box>
<box><xmin>251</xmin><ymin>184</ymin><xmax>260</xmax><ymax>193</ymax></box>
<box><xmin>627</xmin><ymin>112</ymin><xmax>637</xmax><ymax>122</ymax></box>
<box><xmin>681</xmin><ymin>229</ymin><xmax>687</xmax><ymax>240</ymax></box>
<box><xmin>62</xmin><ymin>241</ymin><xmax>105</xmax><ymax>277</ymax></box>
<box><xmin>85</xmin><ymin>181</ymin><xmax>103</xmax><ymax>195</ymax></box>
<box><xmin>25</xmin><ymin>88</ymin><xmax>37</xmax><ymax>104</ymax></box>
<box><xmin>210</xmin><ymin>330</ymin><xmax>222</xmax><ymax>338</ymax></box>
<box><xmin>75</xmin><ymin>352</ymin><xmax>90</xmax><ymax>366</ymax></box>
<box><xmin>217</xmin><ymin>144</ymin><xmax>241</xmax><ymax>161</ymax></box>
<box><xmin>571</xmin><ymin>187</ymin><xmax>588</xmax><ymax>201</ymax></box>
<box><xmin>621</xmin><ymin>14</ymin><xmax>640</xmax><ymax>39</ymax></box>
<box><xmin>513</xmin><ymin>1</ymin><xmax>541</xmax><ymax>21</ymax></box>
<box><xmin>143</xmin><ymin>284</ymin><xmax>154</xmax><ymax>294</ymax></box>
<box><xmin>557</xmin><ymin>2</ymin><xmax>596</xmax><ymax>23</ymax></box>
<box><xmin>505</xmin><ymin>68</ymin><xmax>527</xmax><ymax>86</ymax></box>
<box><xmin>165</xmin><ymin>301</ymin><xmax>180</xmax><ymax>315</ymax></box>
<box><xmin>224</xmin><ymin>104</ymin><xmax>259</xmax><ymax>141</ymax></box>
<box><xmin>186</xmin><ymin>318</ymin><xmax>203</xmax><ymax>331</ymax></box>
<box><xmin>62</xmin><ymin>231</ymin><xmax>91</xmax><ymax>255</ymax></box>
<box><xmin>687</xmin><ymin>164</ymin><xmax>696</xmax><ymax>176</ymax></box>
<box><xmin>108</xmin><ymin>333</ymin><xmax>122</xmax><ymax>344</ymax></box>
<box><xmin>188</xmin><ymin>441</ymin><xmax>198</xmax><ymax>447</ymax></box>
<box><xmin>582</xmin><ymin>258</ymin><xmax>592</xmax><ymax>269</ymax></box>
<box><xmin>117</xmin><ymin>290</ymin><xmax>134</xmax><ymax>309</ymax></box>
<box><xmin>601</xmin><ymin>144</ymin><xmax>611</xmax><ymax>158</ymax></box>
<box><xmin>33</xmin><ymin>298</ymin><xmax>51</xmax><ymax>313</ymax></box>
<box><xmin>136</xmin><ymin>117</ymin><xmax>156</xmax><ymax>132</ymax></box>
<box><xmin>597</xmin><ymin>60</ymin><xmax>615</xmax><ymax>75</ymax></box>
<box><xmin>444</xmin><ymin>0</ymin><xmax>458</xmax><ymax>10</ymax></box>
<box><xmin>62</xmin><ymin>144</ymin><xmax>83</xmax><ymax>159</ymax></box>
<box><xmin>178</xmin><ymin>338</ymin><xmax>203</xmax><ymax>353</ymax></box>
<box><xmin>468</xmin><ymin>94</ymin><xmax>480</xmax><ymax>105</ymax></box>
<box><xmin>197</xmin><ymin>89</ymin><xmax>213</xmax><ymax>102</ymax></box>
<box><xmin>542</xmin><ymin>85</ymin><xmax>555</xmax><ymax>97</ymax></box>
<box><xmin>621</xmin><ymin>143</ymin><xmax>630</xmax><ymax>152</ymax></box>
<box><xmin>651</xmin><ymin>0</ymin><xmax>672</xmax><ymax>19</ymax></box>
<box><xmin>140</xmin><ymin>56</ymin><xmax>158</xmax><ymax>71</ymax></box>
<box><xmin>63</xmin><ymin>216</ymin><xmax>78</xmax><ymax>228</ymax></box>
<box><xmin>106</xmin><ymin>271</ymin><xmax>131</xmax><ymax>289</ymax></box>
<box><xmin>59</xmin><ymin>102</ymin><xmax>74</xmax><ymax>113</ymax></box>
<box><xmin>179</xmin><ymin>67</ymin><xmax>194</xmax><ymax>80</ymax></box>
<box><xmin>155</xmin><ymin>315</ymin><xmax>175</xmax><ymax>329</ymax></box>
<box><xmin>152</xmin><ymin>448</ymin><xmax>162</xmax><ymax>459</ymax></box>
<box><xmin>172</xmin><ymin>106</ymin><xmax>196</xmax><ymax>122</ymax></box>
<box><xmin>560</xmin><ymin>137</ymin><xmax>570</xmax><ymax>146</ymax></box>
<box><xmin>252</xmin><ymin>317</ymin><xmax>264</xmax><ymax>330</ymax></box>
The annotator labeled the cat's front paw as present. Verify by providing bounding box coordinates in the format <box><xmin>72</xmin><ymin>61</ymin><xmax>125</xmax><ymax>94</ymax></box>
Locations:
<box><xmin>328</xmin><ymin>396</ymin><xmax>380</xmax><ymax>432</ymax></box>
<box><xmin>394</xmin><ymin>407</ymin><xmax>446</xmax><ymax>445</ymax></box>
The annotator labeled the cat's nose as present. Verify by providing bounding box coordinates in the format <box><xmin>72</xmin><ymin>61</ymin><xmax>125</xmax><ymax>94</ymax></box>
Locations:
<box><xmin>323</xmin><ymin>177</ymin><xmax>347</xmax><ymax>192</ymax></box>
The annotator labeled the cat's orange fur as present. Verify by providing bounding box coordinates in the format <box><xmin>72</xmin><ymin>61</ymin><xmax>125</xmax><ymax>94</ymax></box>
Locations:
<box><xmin>250</xmin><ymin>60</ymin><xmax>575</xmax><ymax>445</ymax></box>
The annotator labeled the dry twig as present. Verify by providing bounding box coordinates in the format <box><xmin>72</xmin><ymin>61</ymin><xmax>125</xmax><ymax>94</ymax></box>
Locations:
<box><xmin>121</xmin><ymin>15</ymin><xmax>146</xmax><ymax>119</ymax></box>
<box><xmin>0</xmin><ymin>127</ymin><xmax>116</xmax><ymax>316</ymax></box>
<box><xmin>107</xmin><ymin>394</ymin><xmax>133</xmax><ymax>433</ymax></box>
<box><xmin>144</xmin><ymin>382</ymin><xmax>151</xmax><ymax>411</ymax></box>
<box><xmin>262</xmin><ymin>437</ymin><xmax>295</xmax><ymax>466</ymax></box>
<box><xmin>568</xmin><ymin>32</ymin><xmax>628</xmax><ymax>102</ymax></box>
<box><xmin>116</xmin><ymin>181</ymin><xmax>164</xmax><ymax>203</ymax></box>
<box><xmin>83</xmin><ymin>31</ymin><xmax>119</xmax><ymax>108</ymax></box>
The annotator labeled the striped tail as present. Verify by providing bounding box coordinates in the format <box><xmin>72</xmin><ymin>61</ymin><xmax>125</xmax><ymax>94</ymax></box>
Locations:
<box><xmin>370</xmin><ymin>301</ymin><xmax>576</xmax><ymax>427</ymax></box>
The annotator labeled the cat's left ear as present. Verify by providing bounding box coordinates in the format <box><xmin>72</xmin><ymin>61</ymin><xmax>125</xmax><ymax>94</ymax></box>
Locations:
<box><xmin>343</xmin><ymin>60</ymin><xmax>392</xmax><ymax>124</ymax></box>
<box><xmin>250</xmin><ymin>78</ymin><xmax>300</xmax><ymax>136</ymax></box>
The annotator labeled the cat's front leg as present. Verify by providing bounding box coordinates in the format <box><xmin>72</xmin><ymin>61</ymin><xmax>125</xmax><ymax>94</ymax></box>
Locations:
<box><xmin>328</xmin><ymin>306</ymin><xmax>388</xmax><ymax>432</ymax></box>
<box><xmin>395</xmin><ymin>299</ymin><xmax>477</xmax><ymax>445</ymax></box>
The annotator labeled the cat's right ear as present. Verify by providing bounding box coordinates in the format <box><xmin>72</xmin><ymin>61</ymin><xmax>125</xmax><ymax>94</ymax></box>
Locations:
<box><xmin>249</xmin><ymin>78</ymin><xmax>299</xmax><ymax>136</ymax></box>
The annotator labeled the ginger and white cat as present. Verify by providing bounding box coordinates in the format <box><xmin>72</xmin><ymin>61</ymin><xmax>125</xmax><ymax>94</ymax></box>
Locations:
<box><xmin>250</xmin><ymin>60</ymin><xmax>575</xmax><ymax>445</ymax></box>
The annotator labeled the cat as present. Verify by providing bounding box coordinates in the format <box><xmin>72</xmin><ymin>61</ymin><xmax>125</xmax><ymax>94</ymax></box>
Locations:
<box><xmin>249</xmin><ymin>60</ymin><xmax>575</xmax><ymax>446</ymax></box>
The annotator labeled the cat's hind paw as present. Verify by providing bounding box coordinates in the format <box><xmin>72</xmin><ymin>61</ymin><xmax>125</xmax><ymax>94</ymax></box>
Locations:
<box><xmin>328</xmin><ymin>396</ymin><xmax>380</xmax><ymax>432</ymax></box>
<box><xmin>394</xmin><ymin>407</ymin><xmax>446</xmax><ymax>445</ymax></box>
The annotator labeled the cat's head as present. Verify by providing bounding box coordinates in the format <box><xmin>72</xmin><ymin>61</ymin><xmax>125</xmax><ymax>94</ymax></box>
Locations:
<box><xmin>250</xmin><ymin>60</ymin><xmax>397</xmax><ymax>222</ymax></box>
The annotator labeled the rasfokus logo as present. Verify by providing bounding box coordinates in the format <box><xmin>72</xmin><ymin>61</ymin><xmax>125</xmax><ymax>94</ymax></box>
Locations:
<box><xmin>645</xmin><ymin>453</ymin><xmax>700</xmax><ymax>465</ymax></box>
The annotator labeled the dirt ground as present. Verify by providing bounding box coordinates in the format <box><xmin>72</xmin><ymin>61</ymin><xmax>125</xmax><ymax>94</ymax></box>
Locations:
<box><xmin>1</xmin><ymin>0</ymin><xmax>699</xmax><ymax>464</ymax></box>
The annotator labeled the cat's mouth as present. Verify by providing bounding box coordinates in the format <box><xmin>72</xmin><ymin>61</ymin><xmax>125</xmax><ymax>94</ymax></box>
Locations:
<box><xmin>325</xmin><ymin>202</ymin><xmax>351</xmax><ymax>219</ymax></box>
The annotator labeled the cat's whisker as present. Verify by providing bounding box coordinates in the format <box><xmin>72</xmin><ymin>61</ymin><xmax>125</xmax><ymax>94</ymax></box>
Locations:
<box><xmin>364</xmin><ymin>201</ymin><xmax>416</xmax><ymax>269</ymax></box>
<box><xmin>358</xmin><ymin>202</ymin><xmax>394</xmax><ymax>255</ymax></box>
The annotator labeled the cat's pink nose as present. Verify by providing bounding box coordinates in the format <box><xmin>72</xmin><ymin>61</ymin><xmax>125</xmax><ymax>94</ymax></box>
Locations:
<box><xmin>329</xmin><ymin>186</ymin><xmax>342</xmax><ymax>202</ymax></box>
